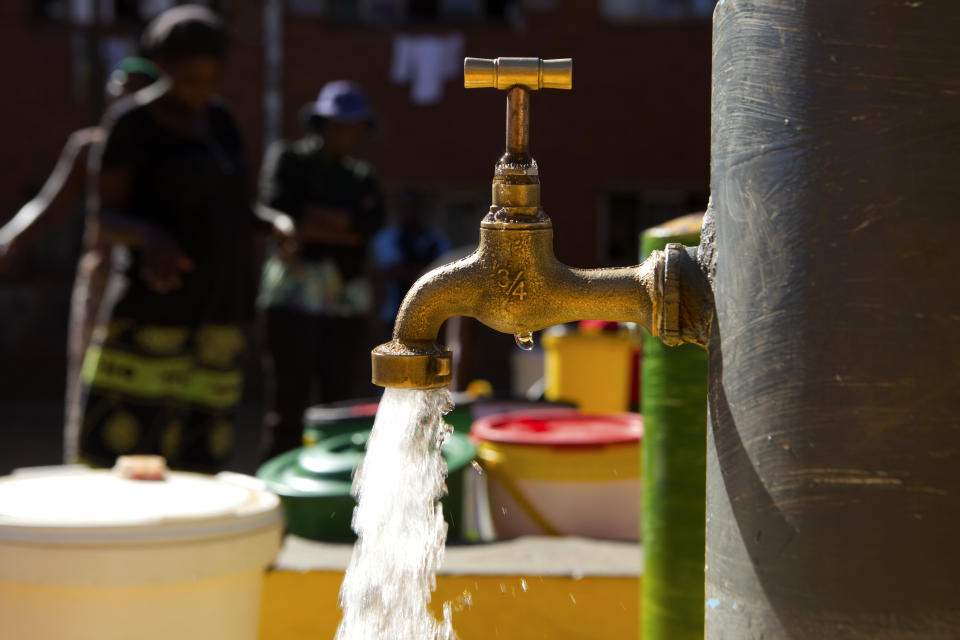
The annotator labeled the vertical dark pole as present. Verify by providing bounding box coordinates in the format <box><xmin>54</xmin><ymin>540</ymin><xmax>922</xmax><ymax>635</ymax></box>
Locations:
<box><xmin>263</xmin><ymin>0</ymin><xmax>284</xmax><ymax>148</ymax></box>
<box><xmin>708</xmin><ymin>1</ymin><xmax>960</xmax><ymax>637</ymax></box>
<box><xmin>86</xmin><ymin>0</ymin><xmax>105</xmax><ymax>123</ymax></box>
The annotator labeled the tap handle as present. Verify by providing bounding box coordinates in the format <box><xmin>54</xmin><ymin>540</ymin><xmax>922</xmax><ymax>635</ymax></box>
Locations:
<box><xmin>464</xmin><ymin>57</ymin><xmax>573</xmax><ymax>91</ymax></box>
<box><xmin>465</xmin><ymin>57</ymin><xmax>572</xmax><ymax>192</ymax></box>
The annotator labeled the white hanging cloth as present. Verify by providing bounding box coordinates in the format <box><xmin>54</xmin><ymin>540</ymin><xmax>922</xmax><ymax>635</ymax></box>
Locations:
<box><xmin>390</xmin><ymin>33</ymin><xmax>465</xmax><ymax>105</ymax></box>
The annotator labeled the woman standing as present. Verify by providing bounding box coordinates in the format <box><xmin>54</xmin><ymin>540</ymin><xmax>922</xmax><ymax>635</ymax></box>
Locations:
<box><xmin>257</xmin><ymin>81</ymin><xmax>385</xmax><ymax>461</ymax></box>
<box><xmin>79</xmin><ymin>6</ymin><xmax>290</xmax><ymax>471</ymax></box>
<box><xmin>0</xmin><ymin>58</ymin><xmax>159</xmax><ymax>464</ymax></box>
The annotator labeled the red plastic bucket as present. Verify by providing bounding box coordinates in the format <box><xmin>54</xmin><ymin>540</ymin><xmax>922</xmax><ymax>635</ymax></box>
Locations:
<box><xmin>471</xmin><ymin>410</ymin><xmax>642</xmax><ymax>541</ymax></box>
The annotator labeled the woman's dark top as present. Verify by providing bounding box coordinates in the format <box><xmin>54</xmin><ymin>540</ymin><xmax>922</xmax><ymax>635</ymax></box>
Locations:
<box><xmin>97</xmin><ymin>95</ymin><xmax>256</xmax><ymax>326</ymax></box>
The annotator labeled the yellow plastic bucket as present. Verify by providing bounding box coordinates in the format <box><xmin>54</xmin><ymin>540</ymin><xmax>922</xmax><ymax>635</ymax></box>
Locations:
<box><xmin>542</xmin><ymin>329</ymin><xmax>637</xmax><ymax>413</ymax></box>
<box><xmin>0</xmin><ymin>468</ymin><xmax>282</xmax><ymax>640</ymax></box>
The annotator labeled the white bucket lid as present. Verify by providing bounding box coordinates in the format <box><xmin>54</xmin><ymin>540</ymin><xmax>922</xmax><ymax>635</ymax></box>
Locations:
<box><xmin>0</xmin><ymin>468</ymin><xmax>282</xmax><ymax>544</ymax></box>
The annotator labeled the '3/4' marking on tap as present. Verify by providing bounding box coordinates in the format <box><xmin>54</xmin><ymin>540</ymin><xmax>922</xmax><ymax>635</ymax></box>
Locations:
<box><xmin>496</xmin><ymin>268</ymin><xmax>527</xmax><ymax>301</ymax></box>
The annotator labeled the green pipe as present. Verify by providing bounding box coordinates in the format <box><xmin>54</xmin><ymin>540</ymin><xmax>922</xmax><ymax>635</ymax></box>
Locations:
<box><xmin>640</xmin><ymin>214</ymin><xmax>708</xmax><ymax>640</ymax></box>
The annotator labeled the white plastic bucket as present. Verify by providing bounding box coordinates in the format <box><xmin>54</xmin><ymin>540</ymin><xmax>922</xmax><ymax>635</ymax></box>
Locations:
<box><xmin>0</xmin><ymin>468</ymin><xmax>283</xmax><ymax>640</ymax></box>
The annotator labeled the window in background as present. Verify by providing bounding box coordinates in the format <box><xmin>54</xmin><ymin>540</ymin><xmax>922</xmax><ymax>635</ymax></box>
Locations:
<box><xmin>35</xmin><ymin>0</ymin><xmax>69</xmax><ymax>20</ymax></box>
<box><xmin>603</xmin><ymin>188</ymin><xmax>708</xmax><ymax>266</ymax></box>
<box><xmin>519</xmin><ymin>0</ymin><xmax>558</xmax><ymax>10</ymax></box>
<box><xmin>378</xmin><ymin>187</ymin><xmax>486</xmax><ymax>252</ymax></box>
<box><xmin>601</xmin><ymin>0</ymin><xmax>716</xmax><ymax>22</ymax></box>
<box><xmin>35</xmin><ymin>0</ymin><xmax>223</xmax><ymax>24</ymax></box>
<box><xmin>294</xmin><ymin>0</ymin><xmax>517</xmax><ymax>25</ymax></box>
<box><xmin>286</xmin><ymin>0</ymin><xmax>325</xmax><ymax>18</ymax></box>
<box><xmin>423</xmin><ymin>187</ymin><xmax>487</xmax><ymax>250</ymax></box>
<box><xmin>68</xmin><ymin>0</ymin><xmax>115</xmax><ymax>23</ymax></box>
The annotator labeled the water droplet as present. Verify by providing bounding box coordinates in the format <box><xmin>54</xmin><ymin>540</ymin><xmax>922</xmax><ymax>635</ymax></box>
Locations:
<box><xmin>514</xmin><ymin>331</ymin><xmax>535</xmax><ymax>350</ymax></box>
<box><xmin>470</xmin><ymin>460</ymin><xmax>484</xmax><ymax>475</ymax></box>
<box><xmin>520</xmin><ymin>578</ymin><xmax>528</xmax><ymax>592</ymax></box>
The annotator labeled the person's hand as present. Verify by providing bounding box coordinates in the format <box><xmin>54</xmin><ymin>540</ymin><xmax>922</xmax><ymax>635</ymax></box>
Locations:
<box><xmin>271</xmin><ymin>212</ymin><xmax>300</xmax><ymax>261</ymax></box>
<box><xmin>304</xmin><ymin>206</ymin><xmax>351</xmax><ymax>233</ymax></box>
<box><xmin>139</xmin><ymin>230</ymin><xmax>194</xmax><ymax>293</ymax></box>
<box><xmin>300</xmin><ymin>206</ymin><xmax>363</xmax><ymax>246</ymax></box>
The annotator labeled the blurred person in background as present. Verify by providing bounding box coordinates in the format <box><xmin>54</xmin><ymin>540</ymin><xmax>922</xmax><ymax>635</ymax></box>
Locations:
<box><xmin>371</xmin><ymin>187</ymin><xmax>449</xmax><ymax>342</ymax></box>
<box><xmin>0</xmin><ymin>57</ymin><xmax>160</xmax><ymax>464</ymax></box>
<box><xmin>78</xmin><ymin>6</ymin><xmax>293</xmax><ymax>472</ymax></box>
<box><xmin>258</xmin><ymin>80</ymin><xmax>385</xmax><ymax>461</ymax></box>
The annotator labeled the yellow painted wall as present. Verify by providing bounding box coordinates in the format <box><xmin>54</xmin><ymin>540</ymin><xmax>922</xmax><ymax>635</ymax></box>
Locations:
<box><xmin>260</xmin><ymin>571</ymin><xmax>639</xmax><ymax>639</ymax></box>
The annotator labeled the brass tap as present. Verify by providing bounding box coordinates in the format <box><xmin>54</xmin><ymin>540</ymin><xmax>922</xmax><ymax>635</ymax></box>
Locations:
<box><xmin>371</xmin><ymin>57</ymin><xmax>713</xmax><ymax>389</ymax></box>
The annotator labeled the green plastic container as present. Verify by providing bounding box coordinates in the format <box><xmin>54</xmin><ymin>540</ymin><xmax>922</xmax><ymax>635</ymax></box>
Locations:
<box><xmin>302</xmin><ymin>401</ymin><xmax>379</xmax><ymax>447</ymax></box>
<box><xmin>258</xmin><ymin>429</ymin><xmax>477</xmax><ymax>542</ymax></box>
<box><xmin>640</xmin><ymin>213</ymin><xmax>708</xmax><ymax>640</ymax></box>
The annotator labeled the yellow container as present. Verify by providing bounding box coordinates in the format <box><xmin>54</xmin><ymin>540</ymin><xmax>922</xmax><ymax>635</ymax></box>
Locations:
<box><xmin>542</xmin><ymin>329</ymin><xmax>636</xmax><ymax>413</ymax></box>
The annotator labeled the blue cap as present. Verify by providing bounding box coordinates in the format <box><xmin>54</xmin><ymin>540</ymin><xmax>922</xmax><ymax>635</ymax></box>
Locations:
<box><xmin>307</xmin><ymin>80</ymin><xmax>376</xmax><ymax>125</ymax></box>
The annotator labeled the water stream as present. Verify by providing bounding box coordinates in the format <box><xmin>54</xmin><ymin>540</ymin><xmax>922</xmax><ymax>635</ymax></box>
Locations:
<box><xmin>336</xmin><ymin>387</ymin><xmax>457</xmax><ymax>640</ymax></box>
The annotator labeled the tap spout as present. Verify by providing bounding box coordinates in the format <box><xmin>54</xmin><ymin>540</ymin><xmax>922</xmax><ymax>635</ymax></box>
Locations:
<box><xmin>370</xmin><ymin>223</ymin><xmax>711</xmax><ymax>389</ymax></box>
<box><xmin>393</xmin><ymin>232</ymin><xmax>657</xmax><ymax>346</ymax></box>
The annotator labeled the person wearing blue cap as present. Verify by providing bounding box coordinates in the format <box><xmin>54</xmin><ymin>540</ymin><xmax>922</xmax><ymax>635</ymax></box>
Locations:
<box><xmin>0</xmin><ymin>56</ymin><xmax>160</xmax><ymax>464</ymax></box>
<box><xmin>258</xmin><ymin>80</ymin><xmax>385</xmax><ymax>461</ymax></box>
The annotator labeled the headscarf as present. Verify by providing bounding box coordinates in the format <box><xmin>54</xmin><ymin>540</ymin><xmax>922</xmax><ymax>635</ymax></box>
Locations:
<box><xmin>140</xmin><ymin>5</ymin><xmax>230</xmax><ymax>63</ymax></box>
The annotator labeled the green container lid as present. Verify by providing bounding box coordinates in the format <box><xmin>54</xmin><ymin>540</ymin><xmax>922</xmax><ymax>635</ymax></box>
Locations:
<box><xmin>258</xmin><ymin>429</ymin><xmax>476</xmax><ymax>541</ymax></box>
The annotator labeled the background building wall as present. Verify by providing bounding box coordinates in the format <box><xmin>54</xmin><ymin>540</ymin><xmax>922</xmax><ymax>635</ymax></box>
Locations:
<box><xmin>0</xmin><ymin>0</ymin><xmax>710</xmax><ymax>411</ymax></box>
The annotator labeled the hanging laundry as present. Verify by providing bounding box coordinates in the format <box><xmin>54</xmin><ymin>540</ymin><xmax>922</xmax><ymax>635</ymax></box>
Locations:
<box><xmin>390</xmin><ymin>33</ymin><xmax>465</xmax><ymax>105</ymax></box>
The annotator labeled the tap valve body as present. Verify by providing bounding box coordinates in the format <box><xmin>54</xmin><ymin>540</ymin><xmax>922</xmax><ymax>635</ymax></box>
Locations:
<box><xmin>371</xmin><ymin>57</ymin><xmax>712</xmax><ymax>390</ymax></box>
